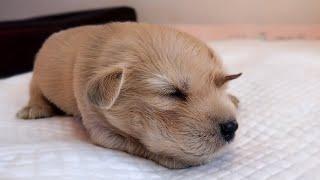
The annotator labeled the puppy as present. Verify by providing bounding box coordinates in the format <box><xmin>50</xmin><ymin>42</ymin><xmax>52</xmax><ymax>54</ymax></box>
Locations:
<box><xmin>17</xmin><ymin>22</ymin><xmax>241</xmax><ymax>169</ymax></box>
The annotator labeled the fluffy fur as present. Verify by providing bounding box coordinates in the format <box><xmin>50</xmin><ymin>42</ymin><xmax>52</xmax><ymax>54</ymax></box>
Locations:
<box><xmin>17</xmin><ymin>22</ymin><xmax>241</xmax><ymax>168</ymax></box>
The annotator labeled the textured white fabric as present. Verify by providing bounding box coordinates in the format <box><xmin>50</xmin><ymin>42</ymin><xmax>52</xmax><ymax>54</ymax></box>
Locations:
<box><xmin>1</xmin><ymin>40</ymin><xmax>319</xmax><ymax>180</ymax></box>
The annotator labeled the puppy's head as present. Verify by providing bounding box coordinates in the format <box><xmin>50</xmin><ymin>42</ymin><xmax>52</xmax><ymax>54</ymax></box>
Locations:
<box><xmin>86</xmin><ymin>25</ymin><xmax>241</xmax><ymax>166</ymax></box>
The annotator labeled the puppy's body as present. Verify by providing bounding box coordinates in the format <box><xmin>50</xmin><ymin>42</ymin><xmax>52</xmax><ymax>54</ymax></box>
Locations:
<box><xmin>17</xmin><ymin>23</ymin><xmax>240</xmax><ymax>168</ymax></box>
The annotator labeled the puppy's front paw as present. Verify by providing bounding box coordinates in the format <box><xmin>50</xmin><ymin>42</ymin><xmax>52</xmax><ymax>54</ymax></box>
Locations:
<box><xmin>16</xmin><ymin>105</ymin><xmax>54</xmax><ymax>119</ymax></box>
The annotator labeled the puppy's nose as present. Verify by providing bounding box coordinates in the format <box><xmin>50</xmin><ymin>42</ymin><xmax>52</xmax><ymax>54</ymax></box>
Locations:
<box><xmin>219</xmin><ymin>120</ymin><xmax>238</xmax><ymax>142</ymax></box>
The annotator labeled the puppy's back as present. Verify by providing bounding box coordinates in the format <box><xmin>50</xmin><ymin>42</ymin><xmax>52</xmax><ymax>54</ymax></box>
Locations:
<box><xmin>33</xmin><ymin>25</ymin><xmax>103</xmax><ymax>115</ymax></box>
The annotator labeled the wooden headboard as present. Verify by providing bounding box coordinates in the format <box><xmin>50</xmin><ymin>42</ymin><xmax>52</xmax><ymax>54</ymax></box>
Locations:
<box><xmin>0</xmin><ymin>7</ymin><xmax>137</xmax><ymax>78</ymax></box>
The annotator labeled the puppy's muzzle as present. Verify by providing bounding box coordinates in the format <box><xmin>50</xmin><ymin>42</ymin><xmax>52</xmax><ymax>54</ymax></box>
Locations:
<box><xmin>219</xmin><ymin>120</ymin><xmax>238</xmax><ymax>142</ymax></box>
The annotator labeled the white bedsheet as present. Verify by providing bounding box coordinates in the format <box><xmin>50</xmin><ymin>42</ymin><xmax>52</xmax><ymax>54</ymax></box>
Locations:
<box><xmin>1</xmin><ymin>40</ymin><xmax>319</xmax><ymax>180</ymax></box>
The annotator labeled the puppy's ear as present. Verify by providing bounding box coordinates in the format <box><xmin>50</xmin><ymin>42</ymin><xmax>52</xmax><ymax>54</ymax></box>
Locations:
<box><xmin>215</xmin><ymin>73</ymin><xmax>242</xmax><ymax>87</ymax></box>
<box><xmin>87</xmin><ymin>67</ymin><xmax>125</xmax><ymax>109</ymax></box>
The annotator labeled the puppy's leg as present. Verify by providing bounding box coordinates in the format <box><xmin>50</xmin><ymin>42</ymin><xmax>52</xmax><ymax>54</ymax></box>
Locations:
<box><xmin>17</xmin><ymin>77</ymin><xmax>55</xmax><ymax>119</ymax></box>
<box><xmin>228</xmin><ymin>94</ymin><xmax>240</xmax><ymax>108</ymax></box>
<box><xmin>87</xmin><ymin>121</ymin><xmax>189</xmax><ymax>169</ymax></box>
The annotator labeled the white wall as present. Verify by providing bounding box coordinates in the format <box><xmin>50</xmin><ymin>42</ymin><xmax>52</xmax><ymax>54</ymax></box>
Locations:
<box><xmin>1</xmin><ymin>0</ymin><xmax>320</xmax><ymax>24</ymax></box>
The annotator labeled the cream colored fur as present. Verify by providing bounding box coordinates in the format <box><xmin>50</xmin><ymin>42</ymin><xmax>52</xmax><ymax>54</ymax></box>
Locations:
<box><xmin>17</xmin><ymin>22</ymin><xmax>240</xmax><ymax>169</ymax></box>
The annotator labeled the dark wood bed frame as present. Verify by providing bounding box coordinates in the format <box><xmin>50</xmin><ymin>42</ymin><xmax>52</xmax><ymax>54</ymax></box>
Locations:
<box><xmin>0</xmin><ymin>7</ymin><xmax>137</xmax><ymax>78</ymax></box>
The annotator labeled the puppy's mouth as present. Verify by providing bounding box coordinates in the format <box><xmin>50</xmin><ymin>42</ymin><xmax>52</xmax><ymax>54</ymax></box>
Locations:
<box><xmin>176</xmin><ymin>133</ymin><xmax>226</xmax><ymax>159</ymax></box>
<box><xmin>180</xmin><ymin>147</ymin><xmax>206</xmax><ymax>157</ymax></box>
<box><xmin>223</xmin><ymin>133</ymin><xmax>236</xmax><ymax>143</ymax></box>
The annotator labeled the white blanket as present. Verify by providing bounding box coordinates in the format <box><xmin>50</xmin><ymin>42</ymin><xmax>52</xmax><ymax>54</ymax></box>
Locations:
<box><xmin>1</xmin><ymin>40</ymin><xmax>319</xmax><ymax>180</ymax></box>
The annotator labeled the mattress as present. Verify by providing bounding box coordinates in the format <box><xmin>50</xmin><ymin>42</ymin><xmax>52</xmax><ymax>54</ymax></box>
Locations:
<box><xmin>1</xmin><ymin>40</ymin><xmax>319</xmax><ymax>180</ymax></box>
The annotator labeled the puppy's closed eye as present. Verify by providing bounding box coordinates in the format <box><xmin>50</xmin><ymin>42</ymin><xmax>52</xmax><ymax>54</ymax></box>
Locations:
<box><xmin>147</xmin><ymin>75</ymin><xmax>188</xmax><ymax>101</ymax></box>
<box><xmin>164</xmin><ymin>87</ymin><xmax>187</xmax><ymax>101</ymax></box>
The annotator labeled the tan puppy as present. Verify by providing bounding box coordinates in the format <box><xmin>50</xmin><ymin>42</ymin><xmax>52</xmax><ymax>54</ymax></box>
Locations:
<box><xmin>17</xmin><ymin>22</ymin><xmax>241</xmax><ymax>169</ymax></box>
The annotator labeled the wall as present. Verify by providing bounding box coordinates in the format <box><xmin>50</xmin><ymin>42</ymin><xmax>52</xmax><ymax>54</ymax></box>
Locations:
<box><xmin>1</xmin><ymin>0</ymin><xmax>320</xmax><ymax>24</ymax></box>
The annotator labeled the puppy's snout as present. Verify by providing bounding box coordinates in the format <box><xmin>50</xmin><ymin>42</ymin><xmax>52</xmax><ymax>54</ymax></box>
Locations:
<box><xmin>219</xmin><ymin>120</ymin><xmax>238</xmax><ymax>142</ymax></box>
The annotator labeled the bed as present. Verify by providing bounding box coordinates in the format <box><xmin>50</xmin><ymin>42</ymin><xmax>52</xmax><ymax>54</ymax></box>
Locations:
<box><xmin>1</xmin><ymin>40</ymin><xmax>319</xmax><ymax>179</ymax></box>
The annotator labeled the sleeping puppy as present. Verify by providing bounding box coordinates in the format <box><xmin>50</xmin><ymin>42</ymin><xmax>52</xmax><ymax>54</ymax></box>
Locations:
<box><xmin>17</xmin><ymin>22</ymin><xmax>241</xmax><ymax>169</ymax></box>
